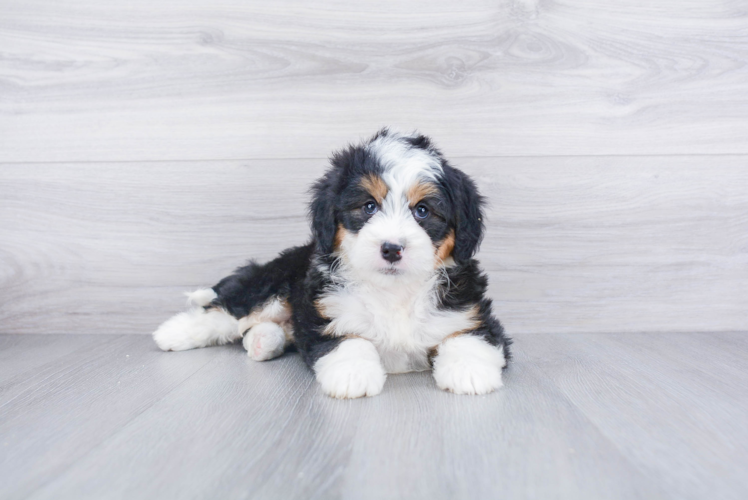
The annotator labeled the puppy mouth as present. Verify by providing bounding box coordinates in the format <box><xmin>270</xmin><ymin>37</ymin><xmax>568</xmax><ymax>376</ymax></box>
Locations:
<box><xmin>378</xmin><ymin>266</ymin><xmax>403</xmax><ymax>276</ymax></box>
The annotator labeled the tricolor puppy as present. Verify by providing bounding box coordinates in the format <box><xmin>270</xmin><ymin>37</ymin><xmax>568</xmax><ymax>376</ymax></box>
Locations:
<box><xmin>153</xmin><ymin>129</ymin><xmax>511</xmax><ymax>398</ymax></box>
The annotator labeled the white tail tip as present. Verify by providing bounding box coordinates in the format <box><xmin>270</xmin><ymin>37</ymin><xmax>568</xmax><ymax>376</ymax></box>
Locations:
<box><xmin>184</xmin><ymin>288</ymin><xmax>218</xmax><ymax>307</ymax></box>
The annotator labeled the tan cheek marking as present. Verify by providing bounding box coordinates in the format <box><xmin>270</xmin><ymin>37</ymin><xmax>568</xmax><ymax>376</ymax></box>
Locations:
<box><xmin>407</xmin><ymin>181</ymin><xmax>438</xmax><ymax>208</ymax></box>
<box><xmin>435</xmin><ymin>230</ymin><xmax>455</xmax><ymax>264</ymax></box>
<box><xmin>360</xmin><ymin>174</ymin><xmax>388</xmax><ymax>204</ymax></box>
<box><xmin>333</xmin><ymin>223</ymin><xmax>348</xmax><ymax>251</ymax></box>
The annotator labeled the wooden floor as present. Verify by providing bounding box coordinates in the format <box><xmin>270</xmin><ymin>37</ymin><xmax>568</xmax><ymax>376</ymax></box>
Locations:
<box><xmin>1</xmin><ymin>333</ymin><xmax>746</xmax><ymax>500</ymax></box>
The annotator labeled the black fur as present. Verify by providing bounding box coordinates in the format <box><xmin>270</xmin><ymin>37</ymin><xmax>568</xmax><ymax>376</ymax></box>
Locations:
<box><xmin>310</xmin><ymin>143</ymin><xmax>385</xmax><ymax>253</ymax></box>
<box><xmin>438</xmin><ymin>260</ymin><xmax>512</xmax><ymax>356</ymax></box>
<box><xmin>206</xmin><ymin>129</ymin><xmax>510</xmax><ymax>371</ymax></box>
<box><xmin>439</xmin><ymin>165</ymin><xmax>485</xmax><ymax>262</ymax></box>
<box><xmin>209</xmin><ymin>243</ymin><xmax>314</xmax><ymax>325</ymax></box>
<box><xmin>289</xmin><ymin>257</ymin><xmax>346</xmax><ymax>367</ymax></box>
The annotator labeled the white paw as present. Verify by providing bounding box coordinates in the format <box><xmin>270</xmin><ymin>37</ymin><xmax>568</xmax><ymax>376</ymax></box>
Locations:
<box><xmin>314</xmin><ymin>338</ymin><xmax>386</xmax><ymax>399</ymax></box>
<box><xmin>432</xmin><ymin>335</ymin><xmax>505</xmax><ymax>395</ymax></box>
<box><xmin>243</xmin><ymin>322</ymin><xmax>287</xmax><ymax>361</ymax></box>
<box><xmin>153</xmin><ymin>308</ymin><xmax>238</xmax><ymax>351</ymax></box>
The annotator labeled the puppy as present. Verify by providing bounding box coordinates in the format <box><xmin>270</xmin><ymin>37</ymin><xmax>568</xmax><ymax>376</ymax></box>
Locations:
<box><xmin>153</xmin><ymin>129</ymin><xmax>511</xmax><ymax>398</ymax></box>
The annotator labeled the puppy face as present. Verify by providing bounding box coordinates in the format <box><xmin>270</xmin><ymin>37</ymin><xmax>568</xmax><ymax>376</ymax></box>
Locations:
<box><xmin>311</xmin><ymin>129</ymin><xmax>484</xmax><ymax>282</ymax></box>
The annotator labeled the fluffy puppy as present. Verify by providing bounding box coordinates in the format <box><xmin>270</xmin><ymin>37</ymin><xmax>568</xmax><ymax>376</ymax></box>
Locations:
<box><xmin>153</xmin><ymin>129</ymin><xmax>511</xmax><ymax>398</ymax></box>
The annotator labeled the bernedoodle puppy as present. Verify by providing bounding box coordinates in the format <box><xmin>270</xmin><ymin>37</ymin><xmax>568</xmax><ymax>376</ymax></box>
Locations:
<box><xmin>153</xmin><ymin>129</ymin><xmax>511</xmax><ymax>398</ymax></box>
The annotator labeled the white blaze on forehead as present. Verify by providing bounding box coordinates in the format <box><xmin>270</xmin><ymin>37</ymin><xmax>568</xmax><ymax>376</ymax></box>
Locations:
<box><xmin>367</xmin><ymin>132</ymin><xmax>443</xmax><ymax>195</ymax></box>
<box><xmin>339</xmin><ymin>131</ymin><xmax>442</xmax><ymax>282</ymax></box>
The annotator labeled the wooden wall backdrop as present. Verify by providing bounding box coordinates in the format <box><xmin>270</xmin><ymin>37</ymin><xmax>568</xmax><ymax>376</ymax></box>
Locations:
<box><xmin>0</xmin><ymin>0</ymin><xmax>746</xmax><ymax>335</ymax></box>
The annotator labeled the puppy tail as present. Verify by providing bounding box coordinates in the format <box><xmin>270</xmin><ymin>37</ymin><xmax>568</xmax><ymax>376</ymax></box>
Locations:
<box><xmin>152</xmin><ymin>288</ymin><xmax>240</xmax><ymax>351</ymax></box>
<box><xmin>185</xmin><ymin>288</ymin><xmax>218</xmax><ymax>307</ymax></box>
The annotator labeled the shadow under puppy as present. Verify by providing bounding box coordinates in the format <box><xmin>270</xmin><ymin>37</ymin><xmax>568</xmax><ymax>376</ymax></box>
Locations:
<box><xmin>153</xmin><ymin>129</ymin><xmax>511</xmax><ymax>398</ymax></box>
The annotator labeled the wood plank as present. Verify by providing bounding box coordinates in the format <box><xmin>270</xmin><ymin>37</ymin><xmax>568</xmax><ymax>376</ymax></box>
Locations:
<box><xmin>24</xmin><ymin>344</ymin><xmax>360</xmax><ymax>500</ymax></box>
<box><xmin>524</xmin><ymin>332</ymin><xmax>748</xmax><ymax>500</ymax></box>
<box><xmin>0</xmin><ymin>335</ymin><xmax>217</xmax><ymax>499</ymax></box>
<box><xmin>4</xmin><ymin>334</ymin><xmax>746</xmax><ymax>499</ymax></box>
<box><xmin>1</xmin><ymin>0</ymin><xmax>747</xmax><ymax>162</ymax></box>
<box><xmin>21</xmin><ymin>335</ymin><xmax>671</xmax><ymax>500</ymax></box>
<box><xmin>1</xmin><ymin>156</ymin><xmax>745</xmax><ymax>335</ymax></box>
<box><xmin>335</xmin><ymin>356</ymin><xmax>669</xmax><ymax>500</ymax></box>
<box><xmin>0</xmin><ymin>334</ymin><xmax>111</xmax><ymax>385</ymax></box>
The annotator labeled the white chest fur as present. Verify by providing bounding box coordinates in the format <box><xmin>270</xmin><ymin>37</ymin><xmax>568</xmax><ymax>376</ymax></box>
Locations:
<box><xmin>318</xmin><ymin>275</ymin><xmax>479</xmax><ymax>373</ymax></box>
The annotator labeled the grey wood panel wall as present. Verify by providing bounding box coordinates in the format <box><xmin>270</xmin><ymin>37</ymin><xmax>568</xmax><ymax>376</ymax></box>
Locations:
<box><xmin>1</xmin><ymin>158</ymin><xmax>745</xmax><ymax>335</ymax></box>
<box><xmin>1</xmin><ymin>0</ymin><xmax>748</xmax><ymax>161</ymax></box>
<box><xmin>1</xmin><ymin>0</ymin><xmax>746</xmax><ymax>335</ymax></box>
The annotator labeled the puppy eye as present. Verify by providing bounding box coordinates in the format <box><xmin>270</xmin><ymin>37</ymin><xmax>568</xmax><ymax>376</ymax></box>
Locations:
<box><xmin>363</xmin><ymin>201</ymin><xmax>378</xmax><ymax>215</ymax></box>
<box><xmin>414</xmin><ymin>204</ymin><xmax>430</xmax><ymax>220</ymax></box>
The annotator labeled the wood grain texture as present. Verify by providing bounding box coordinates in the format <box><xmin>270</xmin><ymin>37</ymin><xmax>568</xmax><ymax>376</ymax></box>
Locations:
<box><xmin>1</xmin><ymin>0</ymin><xmax>747</xmax><ymax>162</ymax></box>
<box><xmin>1</xmin><ymin>2</ymin><xmax>744</xmax><ymax>496</ymax></box>
<box><xmin>0</xmin><ymin>335</ymin><xmax>219</xmax><ymax>499</ymax></box>
<box><xmin>1</xmin><ymin>157</ymin><xmax>746</xmax><ymax>336</ymax></box>
<box><xmin>1</xmin><ymin>333</ymin><xmax>746</xmax><ymax>499</ymax></box>
<box><xmin>0</xmin><ymin>334</ymin><xmax>110</xmax><ymax>385</ymax></box>
<box><xmin>524</xmin><ymin>332</ymin><xmax>748</xmax><ymax>500</ymax></box>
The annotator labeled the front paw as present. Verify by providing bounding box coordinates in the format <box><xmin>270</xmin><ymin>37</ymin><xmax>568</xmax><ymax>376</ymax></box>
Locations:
<box><xmin>432</xmin><ymin>335</ymin><xmax>506</xmax><ymax>395</ymax></box>
<box><xmin>314</xmin><ymin>338</ymin><xmax>386</xmax><ymax>399</ymax></box>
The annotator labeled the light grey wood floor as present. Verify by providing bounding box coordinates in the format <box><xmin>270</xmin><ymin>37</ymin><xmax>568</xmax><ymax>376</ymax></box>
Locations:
<box><xmin>1</xmin><ymin>333</ymin><xmax>746</xmax><ymax>500</ymax></box>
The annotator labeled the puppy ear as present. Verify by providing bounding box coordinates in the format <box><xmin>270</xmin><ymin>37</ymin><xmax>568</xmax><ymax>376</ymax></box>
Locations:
<box><xmin>309</xmin><ymin>168</ymin><xmax>339</xmax><ymax>255</ymax></box>
<box><xmin>450</xmin><ymin>168</ymin><xmax>485</xmax><ymax>263</ymax></box>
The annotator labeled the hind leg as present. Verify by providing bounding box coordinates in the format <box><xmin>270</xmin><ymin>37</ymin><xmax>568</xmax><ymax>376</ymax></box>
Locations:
<box><xmin>153</xmin><ymin>289</ymin><xmax>240</xmax><ymax>351</ymax></box>
<box><xmin>153</xmin><ymin>307</ymin><xmax>240</xmax><ymax>351</ymax></box>
<box><xmin>242</xmin><ymin>322</ymin><xmax>288</xmax><ymax>361</ymax></box>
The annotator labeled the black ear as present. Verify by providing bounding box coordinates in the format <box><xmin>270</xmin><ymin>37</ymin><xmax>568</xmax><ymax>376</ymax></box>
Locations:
<box><xmin>309</xmin><ymin>167</ymin><xmax>339</xmax><ymax>255</ymax></box>
<box><xmin>450</xmin><ymin>168</ymin><xmax>485</xmax><ymax>263</ymax></box>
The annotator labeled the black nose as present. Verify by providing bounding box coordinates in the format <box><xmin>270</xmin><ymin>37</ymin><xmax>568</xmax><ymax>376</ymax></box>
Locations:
<box><xmin>381</xmin><ymin>242</ymin><xmax>403</xmax><ymax>263</ymax></box>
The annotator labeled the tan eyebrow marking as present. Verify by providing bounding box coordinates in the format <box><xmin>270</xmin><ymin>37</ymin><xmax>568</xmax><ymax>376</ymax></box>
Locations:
<box><xmin>360</xmin><ymin>174</ymin><xmax>388</xmax><ymax>204</ymax></box>
<box><xmin>407</xmin><ymin>181</ymin><xmax>438</xmax><ymax>207</ymax></box>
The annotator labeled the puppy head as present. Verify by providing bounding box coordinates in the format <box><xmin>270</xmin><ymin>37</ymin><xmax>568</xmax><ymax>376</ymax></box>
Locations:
<box><xmin>311</xmin><ymin>129</ymin><xmax>484</xmax><ymax>281</ymax></box>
